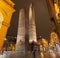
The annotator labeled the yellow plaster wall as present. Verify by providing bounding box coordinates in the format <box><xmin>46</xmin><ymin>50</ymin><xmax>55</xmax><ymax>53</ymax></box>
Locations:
<box><xmin>0</xmin><ymin>0</ymin><xmax>15</xmax><ymax>51</ymax></box>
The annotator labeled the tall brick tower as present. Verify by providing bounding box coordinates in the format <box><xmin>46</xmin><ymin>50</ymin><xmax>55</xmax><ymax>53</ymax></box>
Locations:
<box><xmin>29</xmin><ymin>3</ymin><xmax>37</xmax><ymax>43</ymax></box>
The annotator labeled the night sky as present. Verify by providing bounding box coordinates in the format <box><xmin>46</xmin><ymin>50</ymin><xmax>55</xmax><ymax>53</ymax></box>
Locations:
<box><xmin>7</xmin><ymin>0</ymin><xmax>53</xmax><ymax>40</ymax></box>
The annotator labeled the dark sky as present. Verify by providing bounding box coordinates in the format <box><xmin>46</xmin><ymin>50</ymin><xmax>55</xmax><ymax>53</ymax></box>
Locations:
<box><xmin>7</xmin><ymin>0</ymin><xmax>53</xmax><ymax>40</ymax></box>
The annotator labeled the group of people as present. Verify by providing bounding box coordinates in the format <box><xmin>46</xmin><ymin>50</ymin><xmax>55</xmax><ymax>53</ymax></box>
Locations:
<box><xmin>30</xmin><ymin>32</ymin><xmax>60</xmax><ymax>58</ymax></box>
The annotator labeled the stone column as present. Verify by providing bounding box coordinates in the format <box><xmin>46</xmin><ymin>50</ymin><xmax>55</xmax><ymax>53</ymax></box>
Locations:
<box><xmin>16</xmin><ymin>9</ymin><xmax>25</xmax><ymax>51</ymax></box>
<box><xmin>29</xmin><ymin>3</ymin><xmax>37</xmax><ymax>43</ymax></box>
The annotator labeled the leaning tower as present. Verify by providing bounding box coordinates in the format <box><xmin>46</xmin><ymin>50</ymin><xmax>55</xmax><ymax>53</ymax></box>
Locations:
<box><xmin>16</xmin><ymin>3</ymin><xmax>37</xmax><ymax>51</ymax></box>
<box><xmin>16</xmin><ymin>9</ymin><xmax>25</xmax><ymax>51</ymax></box>
<box><xmin>29</xmin><ymin>3</ymin><xmax>37</xmax><ymax>43</ymax></box>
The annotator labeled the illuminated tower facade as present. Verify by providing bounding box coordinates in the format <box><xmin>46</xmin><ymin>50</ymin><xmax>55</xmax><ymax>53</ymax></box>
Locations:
<box><xmin>29</xmin><ymin>3</ymin><xmax>37</xmax><ymax>43</ymax></box>
<box><xmin>16</xmin><ymin>3</ymin><xmax>37</xmax><ymax>51</ymax></box>
<box><xmin>16</xmin><ymin>9</ymin><xmax>25</xmax><ymax>51</ymax></box>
